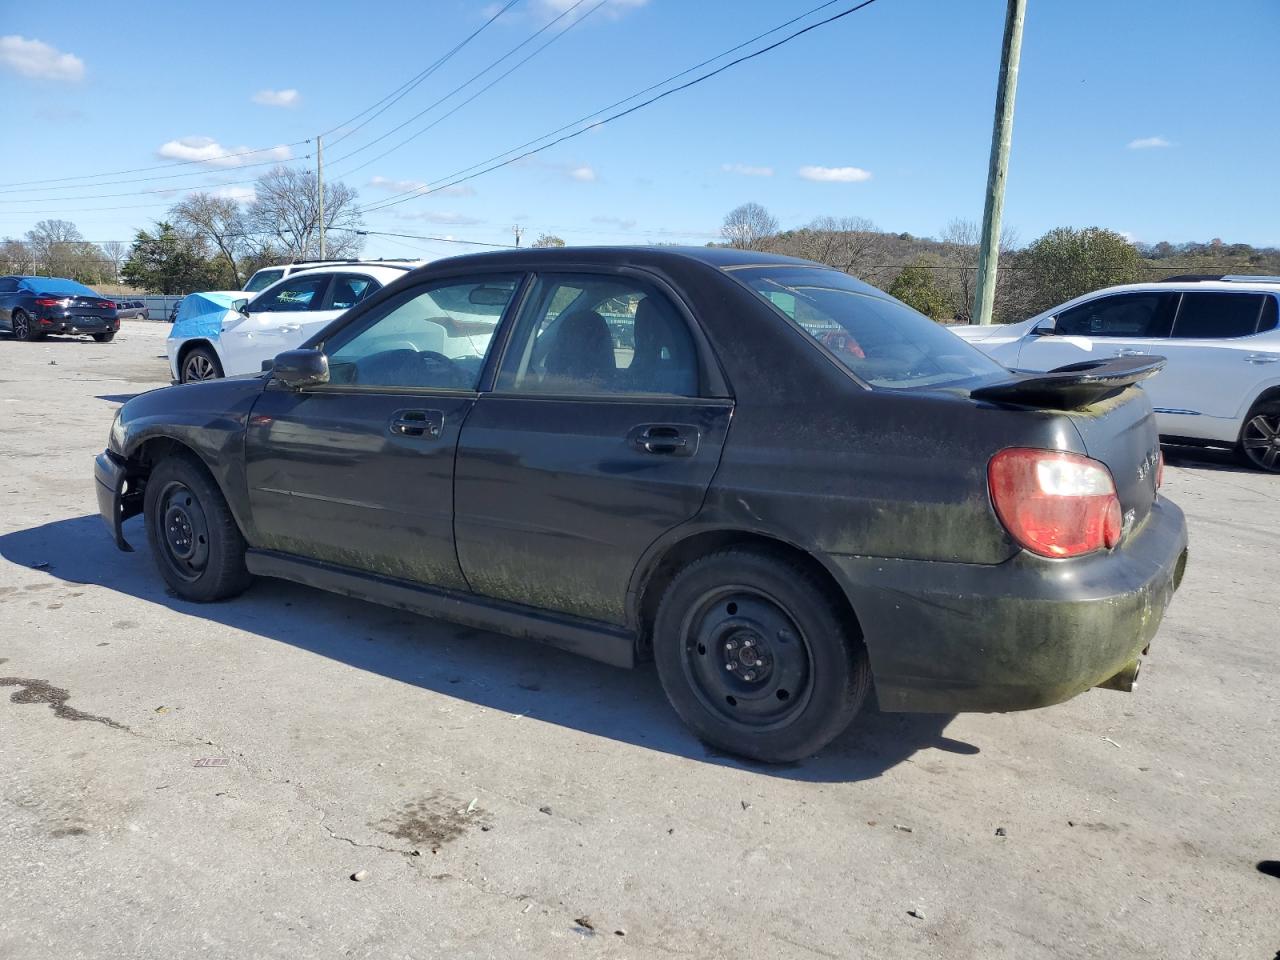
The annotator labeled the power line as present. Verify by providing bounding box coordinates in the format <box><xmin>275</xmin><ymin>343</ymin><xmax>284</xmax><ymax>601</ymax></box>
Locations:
<box><xmin>342</xmin><ymin>228</ymin><xmax>515</xmax><ymax>249</ymax></box>
<box><xmin>0</xmin><ymin>153</ymin><xmax>307</xmax><ymax>197</ymax></box>
<box><xmin>326</xmin><ymin>0</ymin><xmax>598</xmax><ymax>175</ymax></box>
<box><xmin>380</xmin><ymin>0</ymin><xmax>849</xmax><ymax>202</ymax></box>
<box><xmin>359</xmin><ymin>0</ymin><xmax>884</xmax><ymax>216</ymax></box>
<box><xmin>319</xmin><ymin>0</ymin><xmax>524</xmax><ymax>147</ymax></box>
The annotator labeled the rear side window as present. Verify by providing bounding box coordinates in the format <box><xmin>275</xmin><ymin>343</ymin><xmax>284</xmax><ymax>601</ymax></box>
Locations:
<box><xmin>328</xmin><ymin>274</ymin><xmax>379</xmax><ymax>310</ymax></box>
<box><xmin>732</xmin><ymin>265</ymin><xmax>1005</xmax><ymax>390</ymax></box>
<box><xmin>244</xmin><ymin>268</ymin><xmax>284</xmax><ymax>293</ymax></box>
<box><xmin>1055</xmin><ymin>293</ymin><xmax>1179</xmax><ymax>338</ymax></box>
<box><xmin>0</xmin><ymin>278</ymin><xmax>17</xmax><ymax>293</ymax></box>
<box><xmin>1259</xmin><ymin>296</ymin><xmax>1278</xmax><ymax>334</ymax></box>
<box><xmin>1172</xmin><ymin>292</ymin><xmax>1269</xmax><ymax>339</ymax></box>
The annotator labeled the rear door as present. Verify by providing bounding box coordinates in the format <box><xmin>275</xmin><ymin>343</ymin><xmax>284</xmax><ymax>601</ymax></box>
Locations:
<box><xmin>453</xmin><ymin>271</ymin><xmax>733</xmax><ymax>626</ymax></box>
<box><xmin>0</xmin><ymin>277</ymin><xmax>17</xmax><ymax>325</ymax></box>
<box><xmin>221</xmin><ymin>273</ymin><xmax>334</xmax><ymax>375</ymax></box>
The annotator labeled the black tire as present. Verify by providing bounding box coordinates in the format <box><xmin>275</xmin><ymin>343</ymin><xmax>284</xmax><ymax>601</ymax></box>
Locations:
<box><xmin>180</xmin><ymin>345</ymin><xmax>223</xmax><ymax>382</ymax></box>
<box><xmin>1239</xmin><ymin>400</ymin><xmax>1280</xmax><ymax>473</ymax></box>
<box><xmin>143</xmin><ymin>454</ymin><xmax>252</xmax><ymax>602</ymax></box>
<box><xmin>93</xmin><ymin>331</ymin><xmax>116</xmax><ymax>343</ymax></box>
<box><xmin>653</xmin><ymin>548</ymin><xmax>870</xmax><ymax>763</ymax></box>
<box><xmin>11</xmin><ymin>309</ymin><xmax>34</xmax><ymax>342</ymax></box>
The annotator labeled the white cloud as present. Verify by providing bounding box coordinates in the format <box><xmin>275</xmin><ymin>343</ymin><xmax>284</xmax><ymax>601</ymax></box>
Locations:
<box><xmin>722</xmin><ymin>163</ymin><xmax>774</xmax><ymax>177</ymax></box>
<box><xmin>798</xmin><ymin>165</ymin><xmax>872</xmax><ymax>183</ymax></box>
<box><xmin>569</xmin><ymin>165</ymin><xmax>597</xmax><ymax>182</ymax></box>
<box><xmin>212</xmin><ymin>186</ymin><xmax>256</xmax><ymax>203</ymax></box>
<box><xmin>1127</xmin><ymin>136</ymin><xmax>1171</xmax><ymax>150</ymax></box>
<box><xmin>156</xmin><ymin>136</ymin><xmax>293</xmax><ymax>168</ymax></box>
<box><xmin>368</xmin><ymin>176</ymin><xmax>474</xmax><ymax>197</ymax></box>
<box><xmin>252</xmin><ymin>88</ymin><xmax>300</xmax><ymax>108</ymax></box>
<box><xmin>0</xmin><ymin>35</ymin><xmax>85</xmax><ymax>81</ymax></box>
<box><xmin>591</xmin><ymin>215</ymin><xmax>636</xmax><ymax>230</ymax></box>
<box><xmin>395</xmin><ymin>211</ymin><xmax>484</xmax><ymax>226</ymax></box>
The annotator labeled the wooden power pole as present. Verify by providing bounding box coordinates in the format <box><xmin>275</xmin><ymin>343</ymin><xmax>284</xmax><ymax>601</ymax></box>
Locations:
<box><xmin>972</xmin><ymin>0</ymin><xmax>1026</xmax><ymax>325</ymax></box>
<box><xmin>317</xmin><ymin>135</ymin><xmax>326</xmax><ymax>260</ymax></box>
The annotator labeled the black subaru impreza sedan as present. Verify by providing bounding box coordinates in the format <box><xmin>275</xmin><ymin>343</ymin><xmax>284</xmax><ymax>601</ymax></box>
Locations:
<box><xmin>95</xmin><ymin>247</ymin><xmax>1187</xmax><ymax>762</ymax></box>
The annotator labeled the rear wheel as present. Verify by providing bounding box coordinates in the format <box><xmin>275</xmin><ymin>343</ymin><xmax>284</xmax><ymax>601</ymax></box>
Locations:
<box><xmin>180</xmin><ymin>345</ymin><xmax>222</xmax><ymax>383</ymax></box>
<box><xmin>93</xmin><ymin>331</ymin><xmax>115</xmax><ymax>343</ymax></box>
<box><xmin>11</xmin><ymin>309</ymin><xmax>34</xmax><ymax>341</ymax></box>
<box><xmin>653</xmin><ymin>548</ymin><xmax>870</xmax><ymax>763</ymax></box>
<box><xmin>1239</xmin><ymin>400</ymin><xmax>1280</xmax><ymax>473</ymax></box>
<box><xmin>143</xmin><ymin>454</ymin><xmax>251</xmax><ymax>602</ymax></box>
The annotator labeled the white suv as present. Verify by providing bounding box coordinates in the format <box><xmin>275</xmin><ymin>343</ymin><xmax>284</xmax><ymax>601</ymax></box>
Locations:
<box><xmin>169</xmin><ymin>263</ymin><xmax>418</xmax><ymax>383</ymax></box>
<box><xmin>952</xmin><ymin>276</ymin><xmax>1280</xmax><ymax>472</ymax></box>
<box><xmin>242</xmin><ymin>258</ymin><xmax>427</xmax><ymax>294</ymax></box>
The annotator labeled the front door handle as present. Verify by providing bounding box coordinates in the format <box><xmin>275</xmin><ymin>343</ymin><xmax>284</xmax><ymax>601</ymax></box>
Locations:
<box><xmin>630</xmin><ymin>423</ymin><xmax>698</xmax><ymax>457</ymax></box>
<box><xmin>1244</xmin><ymin>353</ymin><xmax>1280</xmax><ymax>364</ymax></box>
<box><xmin>1114</xmin><ymin>348</ymin><xmax>1146</xmax><ymax>357</ymax></box>
<box><xmin>389</xmin><ymin>408</ymin><xmax>444</xmax><ymax>439</ymax></box>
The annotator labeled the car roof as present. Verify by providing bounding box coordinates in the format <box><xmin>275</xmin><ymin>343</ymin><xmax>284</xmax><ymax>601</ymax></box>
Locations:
<box><xmin>1077</xmin><ymin>278</ymin><xmax>1280</xmax><ymax>297</ymax></box>
<box><xmin>422</xmin><ymin>245</ymin><xmax>827</xmax><ymax>273</ymax></box>
<box><xmin>281</xmin><ymin>263</ymin><xmax>419</xmax><ymax>282</ymax></box>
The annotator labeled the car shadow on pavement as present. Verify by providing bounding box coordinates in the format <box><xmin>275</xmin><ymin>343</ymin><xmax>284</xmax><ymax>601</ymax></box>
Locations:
<box><xmin>0</xmin><ymin>514</ymin><xmax>976</xmax><ymax>784</ymax></box>
<box><xmin>1161</xmin><ymin>442</ymin><xmax>1261</xmax><ymax>475</ymax></box>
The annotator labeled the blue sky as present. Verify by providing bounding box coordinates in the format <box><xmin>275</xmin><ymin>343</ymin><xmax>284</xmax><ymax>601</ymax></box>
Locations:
<box><xmin>1</xmin><ymin>0</ymin><xmax>1277</xmax><ymax>261</ymax></box>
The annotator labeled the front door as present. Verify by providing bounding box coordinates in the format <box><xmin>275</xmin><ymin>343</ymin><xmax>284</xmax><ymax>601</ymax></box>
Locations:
<box><xmin>244</xmin><ymin>273</ymin><xmax>523</xmax><ymax>589</ymax></box>
<box><xmin>454</xmin><ymin>272</ymin><xmax>733</xmax><ymax>625</ymax></box>
<box><xmin>1017</xmin><ymin>291</ymin><xmax>1180</xmax><ymax>373</ymax></box>
<box><xmin>222</xmin><ymin>272</ymin><xmax>335</xmax><ymax>376</ymax></box>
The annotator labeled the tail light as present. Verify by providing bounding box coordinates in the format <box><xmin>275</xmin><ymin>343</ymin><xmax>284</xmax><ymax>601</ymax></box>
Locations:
<box><xmin>100</xmin><ymin>300</ymin><xmax>115</xmax><ymax>309</ymax></box>
<box><xmin>988</xmin><ymin>448</ymin><xmax>1123</xmax><ymax>558</ymax></box>
<box><xmin>34</xmin><ymin>296</ymin><xmax>67</xmax><ymax>307</ymax></box>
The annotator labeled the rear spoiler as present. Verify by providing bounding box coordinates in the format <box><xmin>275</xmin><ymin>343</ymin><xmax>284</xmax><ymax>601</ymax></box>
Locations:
<box><xmin>970</xmin><ymin>356</ymin><xmax>1166</xmax><ymax>410</ymax></box>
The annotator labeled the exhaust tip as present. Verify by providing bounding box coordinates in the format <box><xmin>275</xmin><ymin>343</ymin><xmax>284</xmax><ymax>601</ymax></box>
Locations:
<box><xmin>1096</xmin><ymin>657</ymin><xmax>1141</xmax><ymax>693</ymax></box>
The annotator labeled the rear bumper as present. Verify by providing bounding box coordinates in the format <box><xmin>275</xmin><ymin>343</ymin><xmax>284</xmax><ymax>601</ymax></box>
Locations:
<box><xmin>829</xmin><ymin>497</ymin><xmax>1189</xmax><ymax>713</ymax></box>
<box><xmin>39</xmin><ymin>314</ymin><xmax>119</xmax><ymax>334</ymax></box>
<box><xmin>95</xmin><ymin>450</ymin><xmax>142</xmax><ymax>551</ymax></box>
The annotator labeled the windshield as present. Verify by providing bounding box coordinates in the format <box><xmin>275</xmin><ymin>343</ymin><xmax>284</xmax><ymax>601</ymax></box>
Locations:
<box><xmin>23</xmin><ymin>277</ymin><xmax>100</xmax><ymax>297</ymax></box>
<box><xmin>244</xmin><ymin>268</ymin><xmax>284</xmax><ymax>293</ymax></box>
<box><xmin>731</xmin><ymin>265</ymin><xmax>1006</xmax><ymax>390</ymax></box>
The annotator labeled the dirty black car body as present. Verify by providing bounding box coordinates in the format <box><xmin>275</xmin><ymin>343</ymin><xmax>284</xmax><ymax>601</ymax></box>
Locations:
<box><xmin>95</xmin><ymin>247</ymin><xmax>1188</xmax><ymax>761</ymax></box>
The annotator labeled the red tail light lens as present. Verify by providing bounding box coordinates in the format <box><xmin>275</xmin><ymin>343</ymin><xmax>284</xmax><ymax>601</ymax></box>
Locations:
<box><xmin>988</xmin><ymin>448</ymin><xmax>1123</xmax><ymax>558</ymax></box>
<box><xmin>34</xmin><ymin>296</ymin><xmax>66</xmax><ymax>307</ymax></box>
<box><xmin>100</xmin><ymin>300</ymin><xmax>114</xmax><ymax>309</ymax></box>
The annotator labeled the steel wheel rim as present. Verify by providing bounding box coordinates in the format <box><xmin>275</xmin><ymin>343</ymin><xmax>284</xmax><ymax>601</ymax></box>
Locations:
<box><xmin>14</xmin><ymin>313</ymin><xmax>28</xmax><ymax>339</ymax></box>
<box><xmin>1242</xmin><ymin>413</ymin><xmax>1280</xmax><ymax>472</ymax></box>
<box><xmin>679</xmin><ymin>585</ymin><xmax>814</xmax><ymax>730</ymax></box>
<box><xmin>184</xmin><ymin>353</ymin><xmax>216</xmax><ymax>381</ymax></box>
<box><xmin>152</xmin><ymin>480</ymin><xmax>210</xmax><ymax>582</ymax></box>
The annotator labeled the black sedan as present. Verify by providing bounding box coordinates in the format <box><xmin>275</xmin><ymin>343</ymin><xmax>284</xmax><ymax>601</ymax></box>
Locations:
<box><xmin>0</xmin><ymin>275</ymin><xmax>119</xmax><ymax>341</ymax></box>
<box><xmin>94</xmin><ymin>247</ymin><xmax>1188</xmax><ymax>762</ymax></box>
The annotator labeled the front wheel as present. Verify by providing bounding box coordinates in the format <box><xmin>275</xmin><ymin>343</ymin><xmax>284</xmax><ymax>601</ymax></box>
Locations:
<box><xmin>180</xmin><ymin>345</ymin><xmax>223</xmax><ymax>383</ymax></box>
<box><xmin>143</xmin><ymin>454</ymin><xmax>252</xmax><ymax>602</ymax></box>
<box><xmin>93</xmin><ymin>331</ymin><xmax>116</xmax><ymax>343</ymax></box>
<box><xmin>1239</xmin><ymin>400</ymin><xmax>1280</xmax><ymax>473</ymax></box>
<box><xmin>653</xmin><ymin>548</ymin><xmax>870</xmax><ymax>763</ymax></box>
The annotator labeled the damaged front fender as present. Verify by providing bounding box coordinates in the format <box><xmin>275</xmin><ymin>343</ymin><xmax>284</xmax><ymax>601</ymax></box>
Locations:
<box><xmin>94</xmin><ymin>451</ymin><xmax>143</xmax><ymax>551</ymax></box>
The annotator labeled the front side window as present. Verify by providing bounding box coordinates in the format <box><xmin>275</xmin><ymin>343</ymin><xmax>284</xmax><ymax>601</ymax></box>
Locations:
<box><xmin>328</xmin><ymin>274</ymin><xmax>380</xmax><ymax>310</ymax></box>
<box><xmin>323</xmin><ymin>275</ymin><xmax>520</xmax><ymax>390</ymax></box>
<box><xmin>497</xmin><ymin>274</ymin><xmax>699</xmax><ymax>397</ymax></box>
<box><xmin>732</xmin><ymin>265</ymin><xmax>1005</xmax><ymax>390</ymax></box>
<box><xmin>244</xmin><ymin>269</ymin><xmax>284</xmax><ymax>293</ymax></box>
<box><xmin>1055</xmin><ymin>293</ymin><xmax>1178</xmax><ymax>338</ymax></box>
<box><xmin>1172</xmin><ymin>292</ymin><xmax>1268</xmax><ymax>339</ymax></box>
<box><xmin>251</xmin><ymin>274</ymin><xmax>331</xmax><ymax>313</ymax></box>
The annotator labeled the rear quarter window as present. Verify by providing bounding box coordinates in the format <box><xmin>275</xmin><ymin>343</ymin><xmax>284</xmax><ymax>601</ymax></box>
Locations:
<box><xmin>1173</xmin><ymin>292</ymin><xmax>1269</xmax><ymax>339</ymax></box>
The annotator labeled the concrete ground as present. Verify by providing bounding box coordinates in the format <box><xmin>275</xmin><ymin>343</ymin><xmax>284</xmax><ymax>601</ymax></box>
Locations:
<box><xmin>0</xmin><ymin>323</ymin><xmax>1276</xmax><ymax>960</ymax></box>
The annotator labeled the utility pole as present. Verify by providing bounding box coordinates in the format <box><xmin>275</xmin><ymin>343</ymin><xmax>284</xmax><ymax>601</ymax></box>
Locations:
<box><xmin>316</xmin><ymin>135</ymin><xmax>326</xmax><ymax>260</ymax></box>
<box><xmin>971</xmin><ymin>0</ymin><xmax>1026</xmax><ymax>325</ymax></box>
<box><xmin>512</xmin><ymin>224</ymin><xmax>524</xmax><ymax>247</ymax></box>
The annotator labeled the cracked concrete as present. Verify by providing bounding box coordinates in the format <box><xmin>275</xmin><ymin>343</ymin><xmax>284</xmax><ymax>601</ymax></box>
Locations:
<box><xmin>2</xmin><ymin>323</ymin><xmax>1279</xmax><ymax>960</ymax></box>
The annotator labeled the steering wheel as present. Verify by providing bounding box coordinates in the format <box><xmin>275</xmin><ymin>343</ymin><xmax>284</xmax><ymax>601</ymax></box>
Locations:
<box><xmin>417</xmin><ymin>350</ymin><xmax>468</xmax><ymax>389</ymax></box>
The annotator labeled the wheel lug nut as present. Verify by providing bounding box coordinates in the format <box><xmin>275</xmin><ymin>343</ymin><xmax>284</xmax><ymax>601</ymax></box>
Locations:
<box><xmin>744</xmin><ymin>671</ymin><xmax>756</xmax><ymax>681</ymax></box>
<box><xmin>724</xmin><ymin>663</ymin><xmax>734</xmax><ymax>671</ymax></box>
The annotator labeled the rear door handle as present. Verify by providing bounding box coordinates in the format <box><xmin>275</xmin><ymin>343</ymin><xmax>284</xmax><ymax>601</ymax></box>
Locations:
<box><xmin>630</xmin><ymin>423</ymin><xmax>698</xmax><ymax>457</ymax></box>
<box><xmin>1244</xmin><ymin>353</ymin><xmax>1280</xmax><ymax>364</ymax></box>
<box><xmin>389</xmin><ymin>408</ymin><xmax>444</xmax><ymax>439</ymax></box>
<box><xmin>1114</xmin><ymin>348</ymin><xmax>1146</xmax><ymax>357</ymax></box>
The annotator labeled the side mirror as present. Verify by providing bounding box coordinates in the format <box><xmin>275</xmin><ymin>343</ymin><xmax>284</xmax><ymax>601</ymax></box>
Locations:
<box><xmin>272</xmin><ymin>349</ymin><xmax>329</xmax><ymax>388</ymax></box>
<box><xmin>1031</xmin><ymin>318</ymin><xmax>1057</xmax><ymax>336</ymax></box>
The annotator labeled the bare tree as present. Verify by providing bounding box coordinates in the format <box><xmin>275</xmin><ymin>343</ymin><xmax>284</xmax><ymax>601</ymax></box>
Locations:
<box><xmin>721</xmin><ymin>202</ymin><xmax>778</xmax><ymax>251</ymax></box>
<box><xmin>244</xmin><ymin>166</ymin><xmax>364</xmax><ymax>261</ymax></box>
<box><xmin>99</xmin><ymin>241</ymin><xmax>129</xmax><ymax>281</ymax></box>
<box><xmin>0</xmin><ymin>238</ymin><xmax>32</xmax><ymax>274</ymax></box>
<box><xmin>940</xmin><ymin>218</ymin><xmax>1020</xmax><ymax>322</ymax></box>
<box><xmin>171</xmin><ymin>193</ymin><xmax>248</xmax><ymax>285</ymax></box>
<box><xmin>798</xmin><ymin>216</ymin><xmax>886</xmax><ymax>279</ymax></box>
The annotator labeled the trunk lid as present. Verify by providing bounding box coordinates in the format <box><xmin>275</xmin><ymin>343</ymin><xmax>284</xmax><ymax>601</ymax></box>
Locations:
<box><xmin>971</xmin><ymin>357</ymin><xmax>1164</xmax><ymax>530</ymax></box>
<box><xmin>66</xmin><ymin>295</ymin><xmax>116</xmax><ymax>318</ymax></box>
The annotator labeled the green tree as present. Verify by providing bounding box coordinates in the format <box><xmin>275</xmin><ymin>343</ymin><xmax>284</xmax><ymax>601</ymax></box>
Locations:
<box><xmin>531</xmin><ymin>233</ymin><xmax>565</xmax><ymax>248</ymax></box>
<box><xmin>1023</xmin><ymin>227</ymin><xmax>1140</xmax><ymax>315</ymax></box>
<box><xmin>121</xmin><ymin>223</ymin><xmax>228</xmax><ymax>294</ymax></box>
<box><xmin>888</xmin><ymin>259</ymin><xmax>953</xmax><ymax>320</ymax></box>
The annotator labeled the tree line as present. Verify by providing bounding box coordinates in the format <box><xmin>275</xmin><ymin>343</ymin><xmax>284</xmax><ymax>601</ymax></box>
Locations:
<box><xmin>719</xmin><ymin>202</ymin><xmax>1280</xmax><ymax>323</ymax></box>
<box><xmin>0</xmin><ymin>165</ymin><xmax>365</xmax><ymax>295</ymax></box>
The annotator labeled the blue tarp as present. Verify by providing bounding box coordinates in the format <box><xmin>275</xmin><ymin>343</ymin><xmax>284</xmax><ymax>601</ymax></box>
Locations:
<box><xmin>170</xmin><ymin>291</ymin><xmax>244</xmax><ymax>340</ymax></box>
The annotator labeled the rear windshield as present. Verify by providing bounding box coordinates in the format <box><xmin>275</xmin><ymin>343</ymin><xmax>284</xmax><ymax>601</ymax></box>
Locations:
<box><xmin>244</xmin><ymin>268</ymin><xmax>284</xmax><ymax>293</ymax></box>
<box><xmin>731</xmin><ymin>265</ymin><xmax>1006</xmax><ymax>390</ymax></box>
<box><xmin>22</xmin><ymin>277</ymin><xmax>99</xmax><ymax>296</ymax></box>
